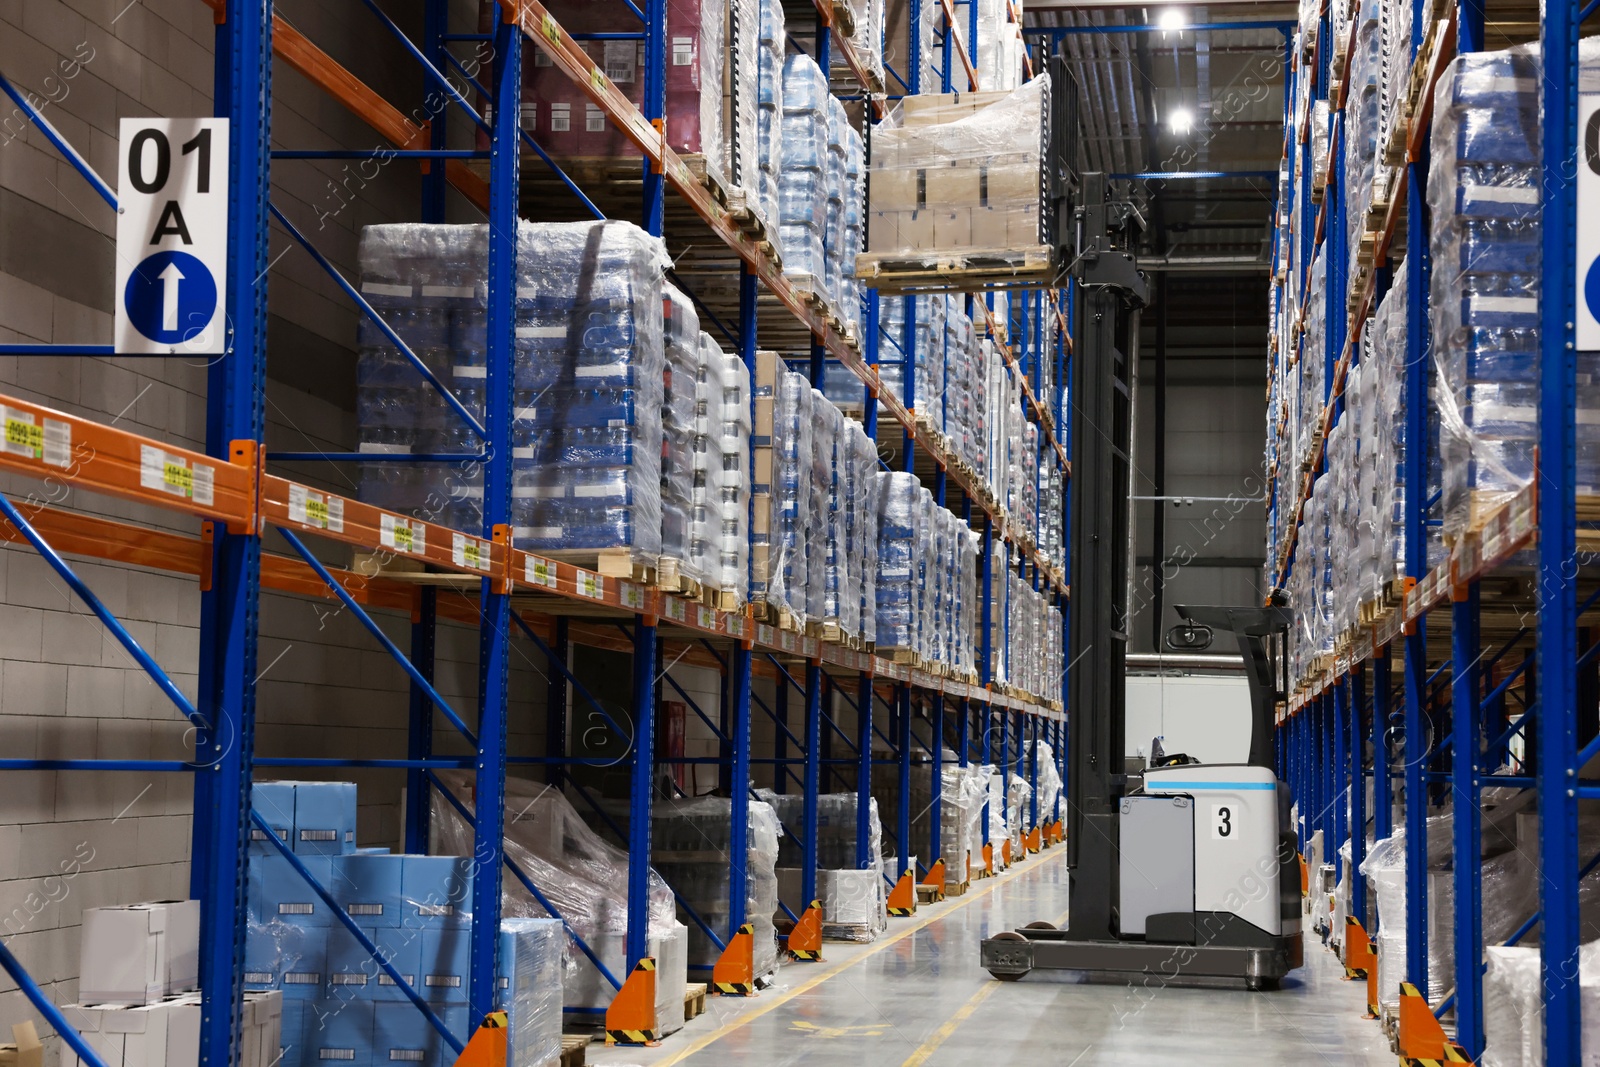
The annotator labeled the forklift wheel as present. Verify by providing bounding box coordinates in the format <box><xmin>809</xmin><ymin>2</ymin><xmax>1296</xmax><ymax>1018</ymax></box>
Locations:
<box><xmin>1023</xmin><ymin>921</ymin><xmax>1057</xmax><ymax>931</ymax></box>
<box><xmin>989</xmin><ymin>930</ymin><xmax>1030</xmax><ymax>981</ymax></box>
<box><xmin>1246</xmin><ymin>977</ymin><xmax>1278</xmax><ymax>992</ymax></box>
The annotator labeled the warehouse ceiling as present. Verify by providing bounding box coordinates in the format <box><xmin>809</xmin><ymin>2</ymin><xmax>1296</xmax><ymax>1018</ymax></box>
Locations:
<box><xmin>1025</xmin><ymin>2</ymin><xmax>1293</xmax><ymax>268</ymax></box>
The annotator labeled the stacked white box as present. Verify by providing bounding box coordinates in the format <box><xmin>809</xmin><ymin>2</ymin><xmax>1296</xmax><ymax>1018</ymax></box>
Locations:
<box><xmin>63</xmin><ymin>992</ymin><xmax>282</xmax><ymax>1067</ymax></box>
<box><xmin>662</xmin><ymin>284</ymin><xmax>703</xmax><ymax>581</ymax></box>
<box><xmin>709</xmin><ymin>342</ymin><xmax>752</xmax><ymax>605</ymax></box>
<box><xmin>756</xmin><ymin>0</ymin><xmax>785</xmax><ymax>233</ymax></box>
<box><xmin>78</xmin><ymin>902</ymin><xmax>201</xmax><ymax>1007</ymax></box>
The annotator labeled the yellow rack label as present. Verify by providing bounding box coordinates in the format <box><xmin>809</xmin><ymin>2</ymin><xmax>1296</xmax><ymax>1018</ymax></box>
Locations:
<box><xmin>452</xmin><ymin>532</ymin><xmax>491</xmax><ymax>572</ymax></box>
<box><xmin>663</xmin><ymin>596</ymin><xmax>687</xmax><ymax>623</ymax></box>
<box><xmin>619</xmin><ymin>581</ymin><xmax>643</xmax><ymax>610</ymax></box>
<box><xmin>575</xmin><ymin>569</ymin><xmax>602</xmax><ymax>599</ymax></box>
<box><xmin>525</xmin><ymin>556</ymin><xmax>558</xmax><ymax>589</ymax></box>
<box><xmin>2</xmin><ymin>413</ymin><xmax>42</xmax><ymax>458</ymax></box>
<box><xmin>696</xmin><ymin>605</ymin><xmax>715</xmax><ymax>631</ymax></box>
<box><xmin>541</xmin><ymin>13</ymin><xmax>558</xmax><ymax>42</ymax></box>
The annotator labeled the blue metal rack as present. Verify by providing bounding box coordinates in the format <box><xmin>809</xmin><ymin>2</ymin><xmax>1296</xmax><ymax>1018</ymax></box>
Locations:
<box><xmin>1269</xmin><ymin>0</ymin><xmax>1595</xmax><ymax>1059</ymax></box>
<box><xmin>0</xmin><ymin>0</ymin><xmax>1074</xmax><ymax>1062</ymax></box>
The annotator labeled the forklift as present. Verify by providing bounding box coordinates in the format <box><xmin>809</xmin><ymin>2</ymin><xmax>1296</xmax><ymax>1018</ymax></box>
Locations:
<box><xmin>979</xmin><ymin>65</ymin><xmax>1302</xmax><ymax>988</ymax></box>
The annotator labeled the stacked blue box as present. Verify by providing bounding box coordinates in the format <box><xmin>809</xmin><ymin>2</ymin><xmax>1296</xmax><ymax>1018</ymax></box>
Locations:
<box><xmin>778</xmin><ymin>53</ymin><xmax>829</xmax><ymax>294</ymax></box>
<box><xmin>1424</xmin><ymin>44</ymin><xmax>1600</xmax><ymax>535</ymax></box>
<box><xmin>245</xmin><ymin>782</ymin><xmax>495</xmax><ymax>1067</ymax></box>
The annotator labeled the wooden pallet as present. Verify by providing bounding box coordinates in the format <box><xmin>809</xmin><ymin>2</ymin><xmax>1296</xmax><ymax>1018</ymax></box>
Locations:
<box><xmin>830</xmin><ymin>0</ymin><xmax>858</xmax><ymax>35</ymax></box>
<box><xmin>683</xmin><ymin>981</ymin><xmax>707</xmax><ymax>1021</ymax></box>
<box><xmin>855</xmin><ymin>245</ymin><xmax>1056</xmax><ymax>294</ymax></box>
<box><xmin>656</xmin><ymin>555</ymin><xmax>703</xmax><ymax>599</ymax></box>
<box><xmin>944</xmin><ymin>879</ymin><xmax>970</xmax><ymax>897</ymax></box>
<box><xmin>701</xmin><ymin>585</ymin><xmax>744</xmax><ymax>613</ymax></box>
<box><xmin>540</xmin><ymin>548</ymin><xmax>655</xmax><ymax>582</ymax></box>
<box><xmin>559</xmin><ymin>1033</ymin><xmax>589</xmax><ymax>1067</ymax></box>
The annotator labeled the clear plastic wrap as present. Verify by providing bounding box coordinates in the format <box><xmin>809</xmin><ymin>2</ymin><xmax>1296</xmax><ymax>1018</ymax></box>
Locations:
<box><xmin>514</xmin><ymin>0</ymin><xmax>724</xmax><ymax>174</ymax></box>
<box><xmin>875</xmin><ymin>472</ymin><xmax>923</xmax><ymax>653</ymax></box>
<box><xmin>779</xmin><ymin>52</ymin><xmax>828</xmax><ymax>293</ymax></box>
<box><xmin>976</xmin><ymin>0</ymin><xmax>1025</xmax><ymax>91</ymax></box>
<box><xmin>727</xmin><ymin>0</ymin><xmax>763</xmax><ymax>215</ymax></box>
<box><xmin>756</xmin><ymin>0</ymin><xmax>786</xmax><ymax>232</ymax></box>
<box><xmin>497</xmin><ymin>918</ymin><xmax>564</xmax><ymax>1067</ymax></box>
<box><xmin>866</xmin><ymin>77</ymin><xmax>1048</xmax><ymax>256</ymax></box>
<box><xmin>427</xmin><ymin>771</ymin><xmax>678</xmax><ymax>1013</ymax></box>
<box><xmin>1429</xmin><ymin>41</ymin><xmax>1600</xmax><ymax>537</ymax></box>
<box><xmin>357</xmin><ymin>220</ymin><xmax>670</xmax><ymax>562</ymax></box>
<box><xmin>647</xmin><ymin>797</ymin><xmax>782</xmax><ymax>980</ymax></box>
<box><xmin>759</xmin><ymin>791</ymin><xmax>888</xmax><ymax>941</ymax></box>
<box><xmin>767</xmin><ymin>370</ymin><xmax>814</xmax><ymax>617</ymax></box>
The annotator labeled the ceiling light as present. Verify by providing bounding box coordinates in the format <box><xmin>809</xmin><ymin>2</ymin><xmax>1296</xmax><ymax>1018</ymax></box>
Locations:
<box><xmin>1159</xmin><ymin>9</ymin><xmax>1187</xmax><ymax>33</ymax></box>
<box><xmin>1169</xmin><ymin>108</ymin><xmax>1194</xmax><ymax>134</ymax></box>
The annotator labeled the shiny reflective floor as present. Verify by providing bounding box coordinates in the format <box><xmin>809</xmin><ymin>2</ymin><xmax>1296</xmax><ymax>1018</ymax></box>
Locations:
<box><xmin>591</xmin><ymin>848</ymin><xmax>1394</xmax><ymax>1067</ymax></box>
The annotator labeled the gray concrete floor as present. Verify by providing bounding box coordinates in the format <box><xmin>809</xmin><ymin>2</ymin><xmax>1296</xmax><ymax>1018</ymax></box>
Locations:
<box><xmin>592</xmin><ymin>848</ymin><xmax>1394</xmax><ymax>1066</ymax></box>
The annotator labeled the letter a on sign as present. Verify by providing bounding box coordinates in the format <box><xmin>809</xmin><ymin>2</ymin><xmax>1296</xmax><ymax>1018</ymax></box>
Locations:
<box><xmin>114</xmin><ymin>118</ymin><xmax>229</xmax><ymax>355</ymax></box>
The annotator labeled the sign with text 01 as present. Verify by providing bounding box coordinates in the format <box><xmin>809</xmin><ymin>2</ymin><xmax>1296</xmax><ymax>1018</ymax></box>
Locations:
<box><xmin>114</xmin><ymin>118</ymin><xmax>229</xmax><ymax>355</ymax></box>
<box><xmin>1580</xmin><ymin>94</ymin><xmax>1600</xmax><ymax>351</ymax></box>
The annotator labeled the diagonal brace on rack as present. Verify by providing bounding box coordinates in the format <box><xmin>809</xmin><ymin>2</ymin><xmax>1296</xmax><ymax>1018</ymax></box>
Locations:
<box><xmin>0</xmin><ymin>492</ymin><xmax>209</xmax><ymax>732</ymax></box>
<box><xmin>514</xmin><ymin>612</ymin><xmax>632</xmax><ymax>742</ymax></box>
<box><xmin>427</xmin><ymin>771</ymin><xmax>625</xmax><ymax>991</ymax></box>
<box><xmin>277</xmin><ymin>526</ymin><xmax>479</xmax><ymax>744</ymax></box>
<box><xmin>267</xmin><ymin>203</ymin><xmax>487</xmax><ymax>449</ymax></box>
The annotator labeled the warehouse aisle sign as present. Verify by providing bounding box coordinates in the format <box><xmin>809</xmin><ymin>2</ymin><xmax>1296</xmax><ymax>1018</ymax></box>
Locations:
<box><xmin>114</xmin><ymin>118</ymin><xmax>229</xmax><ymax>355</ymax></box>
<box><xmin>1581</xmin><ymin>94</ymin><xmax>1600</xmax><ymax>351</ymax></box>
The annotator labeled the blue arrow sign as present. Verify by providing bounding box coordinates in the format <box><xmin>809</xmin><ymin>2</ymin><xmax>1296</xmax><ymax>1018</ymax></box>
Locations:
<box><xmin>122</xmin><ymin>249</ymin><xmax>217</xmax><ymax>346</ymax></box>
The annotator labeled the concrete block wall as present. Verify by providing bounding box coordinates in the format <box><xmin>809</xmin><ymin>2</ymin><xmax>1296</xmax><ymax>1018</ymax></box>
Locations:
<box><xmin>0</xmin><ymin>1</ymin><xmax>543</xmax><ymax>1061</ymax></box>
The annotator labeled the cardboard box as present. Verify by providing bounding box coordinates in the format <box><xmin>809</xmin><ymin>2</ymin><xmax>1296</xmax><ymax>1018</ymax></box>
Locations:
<box><xmin>1008</xmin><ymin>204</ymin><xmax>1042</xmax><ymax>246</ymax></box>
<box><xmin>244</xmin><ymin>919</ymin><xmax>326</xmax><ymax>995</ymax></box>
<box><xmin>420</xmin><ymin>926</ymin><xmax>469</xmax><ymax>1004</ymax></box>
<box><xmin>373</xmin><ymin>1003</ymin><xmax>468</xmax><ymax>1067</ymax></box>
<box><xmin>0</xmin><ymin>1022</ymin><xmax>42</xmax><ymax>1067</ymax></box>
<box><xmin>870</xmin><ymin>165</ymin><xmax>922</xmax><ymax>212</ymax></box>
<box><xmin>399</xmin><ymin>856</ymin><xmax>473</xmax><ymax>928</ymax></box>
<box><xmin>324</xmin><ymin>923</ymin><xmax>424</xmax><ymax>1002</ymax></box>
<box><xmin>899</xmin><ymin>90</ymin><xmax>1013</xmax><ymax>127</ymax></box>
<box><xmin>303</xmin><ymin>999</ymin><xmax>374</xmax><ymax>1067</ymax></box>
<box><xmin>969</xmin><ymin>207</ymin><xmax>1007</xmax><ymax>249</ymax></box>
<box><xmin>291</xmin><ymin>781</ymin><xmax>357</xmax><ymax>856</ymax></box>
<box><xmin>62</xmin><ymin>1000</ymin><xmax>193</xmax><ymax>1067</ymax></box>
<box><xmin>331</xmin><ymin>852</ymin><xmax>407</xmax><ymax>927</ymax></box>
<box><xmin>924</xmin><ymin>165</ymin><xmax>981</xmax><ymax>207</ymax></box>
<box><xmin>933</xmin><ymin>208</ymin><xmax>972</xmax><ymax>249</ymax></box>
<box><xmin>79</xmin><ymin>901</ymin><xmax>200</xmax><ymax>1006</ymax></box>
<box><xmin>882</xmin><ymin>209</ymin><xmax>934</xmax><ymax>252</ymax></box>
<box><xmin>249</xmin><ymin>853</ymin><xmax>334</xmax><ymax>928</ymax></box>
<box><xmin>983</xmin><ymin>163</ymin><xmax>1038</xmax><ymax>207</ymax></box>
<box><xmin>249</xmin><ymin>782</ymin><xmax>295</xmax><ymax>852</ymax></box>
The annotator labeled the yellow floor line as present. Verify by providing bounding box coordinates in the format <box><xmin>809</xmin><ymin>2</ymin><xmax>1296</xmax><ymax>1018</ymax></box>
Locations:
<box><xmin>649</xmin><ymin>852</ymin><xmax>1061</xmax><ymax>1067</ymax></box>
<box><xmin>897</xmin><ymin>981</ymin><xmax>1000</xmax><ymax>1067</ymax></box>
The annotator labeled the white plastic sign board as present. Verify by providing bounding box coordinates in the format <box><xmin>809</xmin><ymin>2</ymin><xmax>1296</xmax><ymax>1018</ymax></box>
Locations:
<box><xmin>114</xmin><ymin>118</ymin><xmax>229</xmax><ymax>355</ymax></box>
<box><xmin>1580</xmin><ymin>94</ymin><xmax>1600</xmax><ymax>351</ymax></box>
